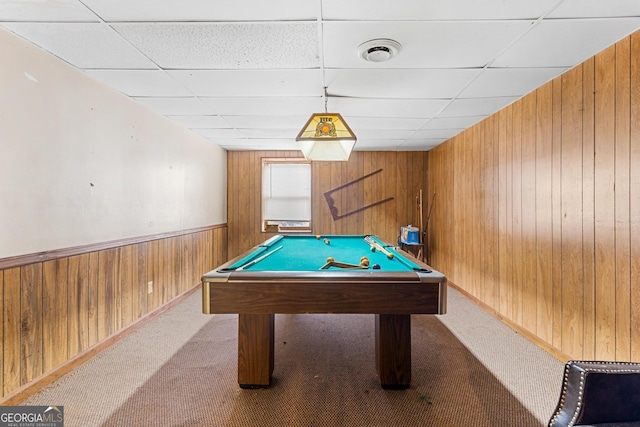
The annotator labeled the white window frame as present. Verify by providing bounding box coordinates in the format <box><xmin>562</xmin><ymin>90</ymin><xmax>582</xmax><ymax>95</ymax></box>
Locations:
<box><xmin>261</xmin><ymin>158</ymin><xmax>312</xmax><ymax>233</ymax></box>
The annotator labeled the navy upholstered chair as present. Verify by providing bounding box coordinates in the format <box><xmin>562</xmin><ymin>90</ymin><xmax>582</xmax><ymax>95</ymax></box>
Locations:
<box><xmin>548</xmin><ymin>360</ymin><xmax>640</xmax><ymax>427</ymax></box>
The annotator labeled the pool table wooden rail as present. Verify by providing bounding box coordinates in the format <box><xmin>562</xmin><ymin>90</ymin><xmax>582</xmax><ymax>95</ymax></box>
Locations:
<box><xmin>202</xmin><ymin>278</ymin><xmax>446</xmax><ymax>315</ymax></box>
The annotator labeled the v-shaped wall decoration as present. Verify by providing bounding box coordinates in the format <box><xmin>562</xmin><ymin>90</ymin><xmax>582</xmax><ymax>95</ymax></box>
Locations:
<box><xmin>323</xmin><ymin>168</ymin><xmax>394</xmax><ymax>220</ymax></box>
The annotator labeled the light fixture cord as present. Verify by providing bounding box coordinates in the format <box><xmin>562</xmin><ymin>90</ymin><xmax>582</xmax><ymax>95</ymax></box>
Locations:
<box><xmin>324</xmin><ymin>87</ymin><xmax>328</xmax><ymax>113</ymax></box>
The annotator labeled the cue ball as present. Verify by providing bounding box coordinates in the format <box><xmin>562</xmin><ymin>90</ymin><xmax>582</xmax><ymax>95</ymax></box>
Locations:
<box><xmin>372</xmin><ymin>264</ymin><xmax>381</xmax><ymax>269</ymax></box>
<box><xmin>316</xmin><ymin>235</ymin><xmax>321</xmax><ymax>239</ymax></box>
<box><xmin>324</xmin><ymin>238</ymin><xmax>330</xmax><ymax>245</ymax></box>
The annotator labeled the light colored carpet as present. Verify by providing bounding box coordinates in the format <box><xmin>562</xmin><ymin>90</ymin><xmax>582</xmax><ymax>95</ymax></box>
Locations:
<box><xmin>438</xmin><ymin>289</ymin><xmax>565</xmax><ymax>422</ymax></box>
<box><xmin>21</xmin><ymin>287</ymin><xmax>564</xmax><ymax>426</ymax></box>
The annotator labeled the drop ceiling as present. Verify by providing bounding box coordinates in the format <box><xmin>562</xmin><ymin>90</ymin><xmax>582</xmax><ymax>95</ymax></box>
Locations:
<box><xmin>2</xmin><ymin>0</ymin><xmax>640</xmax><ymax>152</ymax></box>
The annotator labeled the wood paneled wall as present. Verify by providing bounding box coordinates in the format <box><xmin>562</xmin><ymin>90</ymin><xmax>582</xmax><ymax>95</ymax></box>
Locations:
<box><xmin>0</xmin><ymin>225</ymin><xmax>227</xmax><ymax>400</ymax></box>
<box><xmin>428</xmin><ymin>31</ymin><xmax>640</xmax><ymax>362</ymax></box>
<box><xmin>227</xmin><ymin>151</ymin><xmax>428</xmax><ymax>258</ymax></box>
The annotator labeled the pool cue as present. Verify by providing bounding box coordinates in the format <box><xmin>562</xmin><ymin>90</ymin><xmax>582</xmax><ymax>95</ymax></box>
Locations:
<box><xmin>364</xmin><ymin>236</ymin><xmax>394</xmax><ymax>259</ymax></box>
<box><xmin>417</xmin><ymin>189</ymin><xmax>423</xmax><ymax>243</ymax></box>
<box><xmin>424</xmin><ymin>192</ymin><xmax>436</xmax><ymax>264</ymax></box>
<box><xmin>236</xmin><ymin>245</ymin><xmax>283</xmax><ymax>271</ymax></box>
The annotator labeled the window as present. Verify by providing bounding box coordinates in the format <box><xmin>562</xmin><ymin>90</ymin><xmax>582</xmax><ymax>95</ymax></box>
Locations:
<box><xmin>262</xmin><ymin>158</ymin><xmax>311</xmax><ymax>232</ymax></box>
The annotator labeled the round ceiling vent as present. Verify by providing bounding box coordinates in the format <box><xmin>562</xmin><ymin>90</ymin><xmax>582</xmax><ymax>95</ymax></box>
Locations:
<box><xmin>357</xmin><ymin>39</ymin><xmax>402</xmax><ymax>62</ymax></box>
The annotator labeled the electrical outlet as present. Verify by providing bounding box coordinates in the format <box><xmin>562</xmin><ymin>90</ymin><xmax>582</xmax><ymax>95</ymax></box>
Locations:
<box><xmin>147</xmin><ymin>281</ymin><xmax>153</xmax><ymax>294</ymax></box>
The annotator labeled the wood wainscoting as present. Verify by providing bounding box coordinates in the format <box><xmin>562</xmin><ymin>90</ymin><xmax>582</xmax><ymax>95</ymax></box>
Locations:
<box><xmin>0</xmin><ymin>224</ymin><xmax>227</xmax><ymax>402</ymax></box>
<box><xmin>428</xmin><ymin>31</ymin><xmax>640</xmax><ymax>363</ymax></box>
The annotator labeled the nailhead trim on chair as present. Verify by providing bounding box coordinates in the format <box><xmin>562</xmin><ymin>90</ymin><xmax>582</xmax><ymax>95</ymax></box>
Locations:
<box><xmin>548</xmin><ymin>361</ymin><xmax>640</xmax><ymax>427</ymax></box>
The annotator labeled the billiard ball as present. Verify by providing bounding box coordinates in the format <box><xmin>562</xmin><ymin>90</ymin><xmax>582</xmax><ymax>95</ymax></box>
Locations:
<box><xmin>387</xmin><ymin>253</ymin><xmax>394</xmax><ymax>260</ymax></box>
<box><xmin>370</xmin><ymin>246</ymin><xmax>376</xmax><ymax>252</ymax></box>
<box><xmin>372</xmin><ymin>264</ymin><xmax>381</xmax><ymax>269</ymax></box>
<box><xmin>327</xmin><ymin>257</ymin><xmax>334</xmax><ymax>263</ymax></box>
<box><xmin>360</xmin><ymin>257</ymin><xmax>370</xmax><ymax>267</ymax></box>
<box><xmin>360</xmin><ymin>256</ymin><xmax>369</xmax><ymax>263</ymax></box>
<box><xmin>316</xmin><ymin>235</ymin><xmax>321</xmax><ymax>239</ymax></box>
<box><xmin>324</xmin><ymin>238</ymin><xmax>330</xmax><ymax>245</ymax></box>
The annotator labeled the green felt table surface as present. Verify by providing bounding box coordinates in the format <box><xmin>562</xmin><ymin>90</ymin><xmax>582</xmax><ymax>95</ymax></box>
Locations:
<box><xmin>229</xmin><ymin>234</ymin><xmax>422</xmax><ymax>272</ymax></box>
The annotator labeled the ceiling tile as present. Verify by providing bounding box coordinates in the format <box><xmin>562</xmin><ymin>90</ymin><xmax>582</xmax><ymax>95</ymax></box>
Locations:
<box><xmin>323</xmin><ymin>0</ymin><xmax>558</xmax><ymax>20</ymax></box>
<box><xmin>459</xmin><ymin>67</ymin><xmax>566</xmax><ymax>98</ymax></box>
<box><xmin>81</xmin><ymin>0</ymin><xmax>317</xmax><ymax>21</ymax></box>
<box><xmin>167</xmin><ymin>115</ymin><xmax>230</xmax><ymax>128</ymax></box>
<box><xmin>192</xmin><ymin>128</ymin><xmax>245</xmax><ymax>139</ymax></box>
<box><xmin>85</xmin><ymin>70</ymin><xmax>192</xmax><ymax>97</ymax></box>
<box><xmin>409</xmin><ymin>129</ymin><xmax>465</xmax><ymax>140</ymax></box>
<box><xmin>238</xmin><ymin>128</ymin><xmax>299</xmax><ymax>139</ymax></box>
<box><xmin>438</xmin><ymin>97</ymin><xmax>518</xmax><ymax>117</ymax></box>
<box><xmin>323</xmin><ymin>21</ymin><xmax>533</xmax><ymax>68</ymax></box>
<box><xmin>214</xmin><ymin>138</ymin><xmax>299</xmax><ymax>150</ymax></box>
<box><xmin>548</xmin><ymin>0</ymin><xmax>640</xmax><ymax>18</ymax></box>
<box><xmin>133</xmin><ymin>97</ymin><xmax>215</xmax><ymax>116</ymax></box>
<box><xmin>330</xmin><ymin>98</ymin><xmax>449</xmax><ymax>119</ymax></box>
<box><xmin>113</xmin><ymin>22</ymin><xmax>318</xmax><ymax>69</ymax></box>
<box><xmin>342</xmin><ymin>117</ymin><xmax>429</xmax><ymax>130</ymax></box>
<box><xmin>222</xmin><ymin>115</ymin><xmax>308</xmax><ymax>130</ymax></box>
<box><xmin>200</xmin><ymin>97</ymin><xmax>324</xmax><ymax>116</ymax></box>
<box><xmin>168</xmin><ymin>70</ymin><xmax>323</xmax><ymax>97</ymax></box>
<box><xmin>420</xmin><ymin>116</ymin><xmax>486</xmax><ymax>130</ymax></box>
<box><xmin>493</xmin><ymin>18</ymin><xmax>640</xmax><ymax>67</ymax></box>
<box><xmin>5</xmin><ymin>0</ymin><xmax>640</xmax><ymax>153</ymax></box>
<box><xmin>0</xmin><ymin>0</ymin><xmax>98</xmax><ymax>22</ymax></box>
<box><xmin>2</xmin><ymin>23</ymin><xmax>156</xmax><ymax>69</ymax></box>
<box><xmin>352</xmin><ymin>129</ymin><xmax>414</xmax><ymax>140</ymax></box>
<box><xmin>325</xmin><ymin>68</ymin><xmax>480</xmax><ymax>98</ymax></box>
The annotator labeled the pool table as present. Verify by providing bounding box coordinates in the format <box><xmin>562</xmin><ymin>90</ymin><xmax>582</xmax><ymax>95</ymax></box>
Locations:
<box><xmin>201</xmin><ymin>234</ymin><xmax>447</xmax><ymax>389</ymax></box>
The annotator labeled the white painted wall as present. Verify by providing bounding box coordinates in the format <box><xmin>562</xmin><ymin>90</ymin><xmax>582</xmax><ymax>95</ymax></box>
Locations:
<box><xmin>0</xmin><ymin>29</ymin><xmax>227</xmax><ymax>259</ymax></box>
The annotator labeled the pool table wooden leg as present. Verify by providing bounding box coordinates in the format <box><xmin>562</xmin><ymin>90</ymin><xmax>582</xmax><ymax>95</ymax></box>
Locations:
<box><xmin>375</xmin><ymin>314</ymin><xmax>411</xmax><ymax>389</ymax></box>
<box><xmin>238</xmin><ymin>313</ymin><xmax>274</xmax><ymax>388</ymax></box>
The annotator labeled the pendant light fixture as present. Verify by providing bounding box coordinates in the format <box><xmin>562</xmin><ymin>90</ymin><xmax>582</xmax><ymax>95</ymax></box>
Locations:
<box><xmin>296</xmin><ymin>87</ymin><xmax>356</xmax><ymax>162</ymax></box>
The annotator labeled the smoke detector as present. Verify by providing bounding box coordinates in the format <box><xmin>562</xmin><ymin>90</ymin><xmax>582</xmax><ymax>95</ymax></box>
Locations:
<box><xmin>357</xmin><ymin>39</ymin><xmax>402</xmax><ymax>62</ymax></box>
